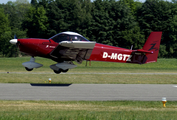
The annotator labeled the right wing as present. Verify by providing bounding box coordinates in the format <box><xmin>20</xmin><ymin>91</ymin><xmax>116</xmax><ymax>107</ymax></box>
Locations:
<box><xmin>50</xmin><ymin>41</ymin><xmax>96</xmax><ymax>63</ymax></box>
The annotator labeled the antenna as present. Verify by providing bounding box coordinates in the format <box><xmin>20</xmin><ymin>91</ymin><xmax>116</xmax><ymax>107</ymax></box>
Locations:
<box><xmin>130</xmin><ymin>45</ymin><xmax>133</xmax><ymax>50</ymax></box>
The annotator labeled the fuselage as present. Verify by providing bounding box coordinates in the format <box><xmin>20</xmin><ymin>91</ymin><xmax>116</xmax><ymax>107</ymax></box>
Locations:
<box><xmin>15</xmin><ymin>38</ymin><xmax>133</xmax><ymax>63</ymax></box>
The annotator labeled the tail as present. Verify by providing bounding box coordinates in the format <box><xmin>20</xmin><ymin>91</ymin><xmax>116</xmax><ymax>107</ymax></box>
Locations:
<box><xmin>142</xmin><ymin>32</ymin><xmax>162</xmax><ymax>63</ymax></box>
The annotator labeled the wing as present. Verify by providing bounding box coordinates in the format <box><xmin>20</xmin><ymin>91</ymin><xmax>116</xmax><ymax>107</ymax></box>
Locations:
<box><xmin>50</xmin><ymin>41</ymin><xmax>96</xmax><ymax>63</ymax></box>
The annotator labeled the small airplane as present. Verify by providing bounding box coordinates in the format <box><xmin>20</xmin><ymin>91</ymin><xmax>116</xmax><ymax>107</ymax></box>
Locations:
<box><xmin>10</xmin><ymin>31</ymin><xmax>162</xmax><ymax>74</ymax></box>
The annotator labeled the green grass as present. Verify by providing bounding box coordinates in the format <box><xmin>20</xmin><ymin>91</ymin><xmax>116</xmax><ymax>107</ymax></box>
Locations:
<box><xmin>0</xmin><ymin>57</ymin><xmax>177</xmax><ymax>119</ymax></box>
<box><xmin>0</xmin><ymin>57</ymin><xmax>177</xmax><ymax>72</ymax></box>
<box><xmin>0</xmin><ymin>100</ymin><xmax>177</xmax><ymax>120</ymax></box>
<box><xmin>1</xmin><ymin>73</ymin><xmax>177</xmax><ymax>84</ymax></box>
<box><xmin>0</xmin><ymin>57</ymin><xmax>177</xmax><ymax>84</ymax></box>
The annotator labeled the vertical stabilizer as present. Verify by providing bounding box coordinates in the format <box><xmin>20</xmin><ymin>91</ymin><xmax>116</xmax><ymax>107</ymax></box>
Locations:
<box><xmin>142</xmin><ymin>32</ymin><xmax>162</xmax><ymax>63</ymax></box>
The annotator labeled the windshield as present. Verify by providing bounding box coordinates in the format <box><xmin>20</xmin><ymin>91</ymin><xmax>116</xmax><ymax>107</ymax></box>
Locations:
<box><xmin>50</xmin><ymin>34</ymin><xmax>89</xmax><ymax>43</ymax></box>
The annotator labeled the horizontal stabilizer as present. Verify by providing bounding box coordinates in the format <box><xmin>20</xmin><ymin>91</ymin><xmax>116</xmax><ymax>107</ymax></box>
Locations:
<box><xmin>133</xmin><ymin>49</ymin><xmax>153</xmax><ymax>54</ymax></box>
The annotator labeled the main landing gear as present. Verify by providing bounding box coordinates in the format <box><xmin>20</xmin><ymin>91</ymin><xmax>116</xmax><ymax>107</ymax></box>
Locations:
<box><xmin>50</xmin><ymin>61</ymin><xmax>76</xmax><ymax>74</ymax></box>
<box><xmin>53</xmin><ymin>69</ymin><xmax>69</xmax><ymax>74</ymax></box>
<box><xmin>22</xmin><ymin>57</ymin><xmax>75</xmax><ymax>74</ymax></box>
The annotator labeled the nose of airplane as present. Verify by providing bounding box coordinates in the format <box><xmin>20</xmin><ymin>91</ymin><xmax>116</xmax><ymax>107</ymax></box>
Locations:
<box><xmin>10</xmin><ymin>39</ymin><xmax>18</xmax><ymax>45</ymax></box>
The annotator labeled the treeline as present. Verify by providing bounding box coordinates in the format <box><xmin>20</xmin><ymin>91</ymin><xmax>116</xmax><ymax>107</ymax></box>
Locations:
<box><xmin>0</xmin><ymin>0</ymin><xmax>177</xmax><ymax>58</ymax></box>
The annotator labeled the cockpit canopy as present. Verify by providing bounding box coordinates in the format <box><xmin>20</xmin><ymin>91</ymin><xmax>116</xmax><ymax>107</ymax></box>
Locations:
<box><xmin>50</xmin><ymin>32</ymin><xmax>89</xmax><ymax>43</ymax></box>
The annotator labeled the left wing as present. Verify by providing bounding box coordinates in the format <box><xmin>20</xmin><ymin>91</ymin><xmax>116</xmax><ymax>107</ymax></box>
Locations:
<box><xmin>50</xmin><ymin>41</ymin><xmax>96</xmax><ymax>63</ymax></box>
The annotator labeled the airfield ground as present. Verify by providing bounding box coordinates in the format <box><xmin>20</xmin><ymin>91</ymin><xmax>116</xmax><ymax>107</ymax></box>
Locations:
<box><xmin>0</xmin><ymin>57</ymin><xmax>177</xmax><ymax>84</ymax></box>
<box><xmin>0</xmin><ymin>57</ymin><xmax>177</xmax><ymax>119</ymax></box>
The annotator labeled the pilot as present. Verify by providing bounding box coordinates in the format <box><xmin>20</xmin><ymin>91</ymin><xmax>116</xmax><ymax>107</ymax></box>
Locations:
<box><xmin>67</xmin><ymin>36</ymin><xmax>72</xmax><ymax>41</ymax></box>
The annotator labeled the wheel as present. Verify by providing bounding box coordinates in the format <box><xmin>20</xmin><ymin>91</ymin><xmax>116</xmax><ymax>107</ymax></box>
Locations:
<box><xmin>25</xmin><ymin>67</ymin><xmax>33</xmax><ymax>71</ymax></box>
<box><xmin>53</xmin><ymin>69</ymin><xmax>62</xmax><ymax>74</ymax></box>
<box><xmin>61</xmin><ymin>69</ymin><xmax>69</xmax><ymax>73</ymax></box>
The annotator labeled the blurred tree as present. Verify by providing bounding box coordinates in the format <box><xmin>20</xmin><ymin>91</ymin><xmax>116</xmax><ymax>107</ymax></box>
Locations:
<box><xmin>1</xmin><ymin>0</ymin><xmax>29</xmax><ymax>38</ymax></box>
<box><xmin>0</xmin><ymin>8</ymin><xmax>16</xmax><ymax>57</ymax></box>
<box><xmin>1</xmin><ymin>0</ymin><xmax>177</xmax><ymax>58</ymax></box>
<box><xmin>31</xmin><ymin>0</ymin><xmax>37</xmax><ymax>6</ymax></box>
<box><xmin>0</xmin><ymin>0</ymin><xmax>30</xmax><ymax>56</ymax></box>
<box><xmin>46</xmin><ymin>0</ymin><xmax>92</xmax><ymax>38</ymax></box>
<box><xmin>23</xmin><ymin>6</ymin><xmax>48</xmax><ymax>38</ymax></box>
<box><xmin>119</xmin><ymin>0</ymin><xmax>138</xmax><ymax>15</ymax></box>
<box><xmin>137</xmin><ymin>0</ymin><xmax>177</xmax><ymax>57</ymax></box>
<box><xmin>91</xmin><ymin>0</ymin><xmax>144</xmax><ymax>49</ymax></box>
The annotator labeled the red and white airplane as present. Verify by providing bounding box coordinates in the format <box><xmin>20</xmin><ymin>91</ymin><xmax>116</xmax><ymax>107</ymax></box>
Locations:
<box><xmin>10</xmin><ymin>31</ymin><xmax>162</xmax><ymax>74</ymax></box>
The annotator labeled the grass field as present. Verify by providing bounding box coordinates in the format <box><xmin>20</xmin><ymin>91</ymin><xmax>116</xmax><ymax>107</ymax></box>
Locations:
<box><xmin>0</xmin><ymin>57</ymin><xmax>177</xmax><ymax>119</ymax></box>
<box><xmin>0</xmin><ymin>100</ymin><xmax>177</xmax><ymax>120</ymax></box>
<box><xmin>0</xmin><ymin>57</ymin><xmax>177</xmax><ymax>84</ymax></box>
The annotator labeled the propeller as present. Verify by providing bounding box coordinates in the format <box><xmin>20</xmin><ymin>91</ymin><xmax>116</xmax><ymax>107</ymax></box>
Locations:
<box><xmin>14</xmin><ymin>34</ymin><xmax>17</xmax><ymax>39</ymax></box>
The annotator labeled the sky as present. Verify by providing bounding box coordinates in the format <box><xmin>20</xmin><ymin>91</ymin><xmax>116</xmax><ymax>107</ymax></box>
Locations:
<box><xmin>0</xmin><ymin>0</ymin><xmax>31</xmax><ymax>4</ymax></box>
<box><xmin>0</xmin><ymin>0</ymin><xmax>30</xmax><ymax>4</ymax></box>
